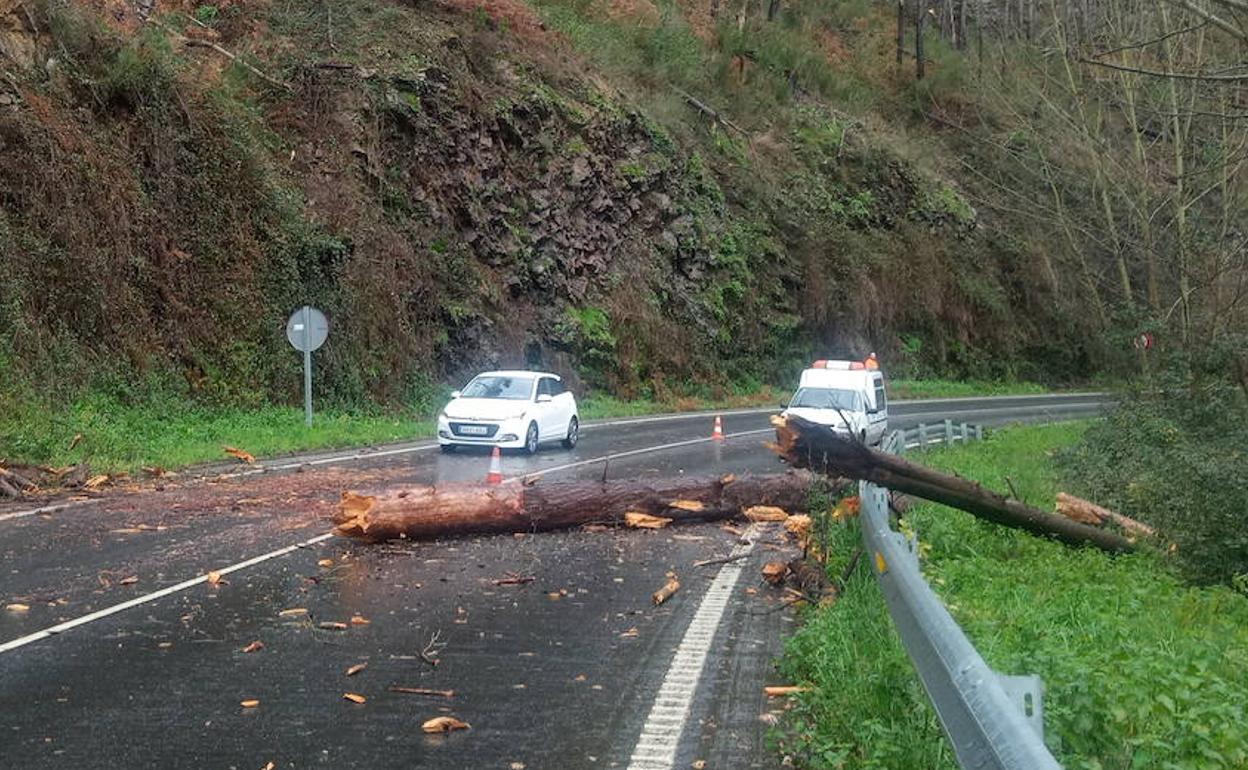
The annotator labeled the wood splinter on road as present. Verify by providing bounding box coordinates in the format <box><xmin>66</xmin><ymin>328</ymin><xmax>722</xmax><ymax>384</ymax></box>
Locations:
<box><xmin>652</xmin><ymin>577</ymin><xmax>680</xmax><ymax>605</ymax></box>
<box><xmin>333</xmin><ymin>473</ymin><xmax>826</xmax><ymax>542</ymax></box>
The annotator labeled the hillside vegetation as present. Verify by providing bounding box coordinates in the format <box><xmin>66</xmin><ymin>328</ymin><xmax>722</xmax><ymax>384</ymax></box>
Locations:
<box><xmin>0</xmin><ymin>0</ymin><xmax>1243</xmax><ymax>461</ymax></box>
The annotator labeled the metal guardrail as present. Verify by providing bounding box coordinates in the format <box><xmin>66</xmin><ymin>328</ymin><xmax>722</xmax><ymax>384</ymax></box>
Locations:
<box><xmin>859</xmin><ymin>429</ymin><xmax>1063</xmax><ymax>770</ymax></box>
<box><xmin>898</xmin><ymin>420</ymin><xmax>983</xmax><ymax>451</ymax></box>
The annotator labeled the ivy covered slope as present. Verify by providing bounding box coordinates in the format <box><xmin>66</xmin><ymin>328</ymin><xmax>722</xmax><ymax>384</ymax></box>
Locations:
<box><xmin>2</xmin><ymin>0</ymin><xmax>1081</xmax><ymax>424</ymax></box>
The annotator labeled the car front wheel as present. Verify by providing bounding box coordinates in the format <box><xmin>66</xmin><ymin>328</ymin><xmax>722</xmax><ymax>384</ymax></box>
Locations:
<box><xmin>439</xmin><ymin>444</ymin><xmax>456</xmax><ymax>454</ymax></box>
<box><xmin>562</xmin><ymin>416</ymin><xmax>579</xmax><ymax>449</ymax></box>
<box><xmin>524</xmin><ymin>422</ymin><xmax>540</xmax><ymax>455</ymax></box>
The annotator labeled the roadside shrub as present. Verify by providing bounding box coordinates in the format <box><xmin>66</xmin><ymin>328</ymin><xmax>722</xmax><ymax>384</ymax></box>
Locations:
<box><xmin>1060</xmin><ymin>371</ymin><xmax>1248</xmax><ymax>586</ymax></box>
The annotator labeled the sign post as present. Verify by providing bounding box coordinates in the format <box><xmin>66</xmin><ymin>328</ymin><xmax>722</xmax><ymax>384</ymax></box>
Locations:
<box><xmin>286</xmin><ymin>306</ymin><xmax>329</xmax><ymax>427</ymax></box>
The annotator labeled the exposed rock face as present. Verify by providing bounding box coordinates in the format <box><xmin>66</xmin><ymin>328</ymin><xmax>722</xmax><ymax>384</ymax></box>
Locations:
<box><xmin>0</xmin><ymin>1</ymin><xmax>38</xmax><ymax>66</ymax></box>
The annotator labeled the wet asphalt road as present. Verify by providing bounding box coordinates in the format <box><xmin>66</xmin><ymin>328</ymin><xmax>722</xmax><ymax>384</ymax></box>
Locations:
<box><xmin>0</xmin><ymin>395</ymin><xmax>1106</xmax><ymax>769</ymax></box>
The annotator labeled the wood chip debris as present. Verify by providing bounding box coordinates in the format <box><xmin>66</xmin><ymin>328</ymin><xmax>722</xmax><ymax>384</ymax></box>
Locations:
<box><xmin>744</xmin><ymin>505</ymin><xmax>789</xmax><ymax>522</ymax></box>
<box><xmin>389</xmin><ymin>686</ymin><xmax>455</xmax><ymax>697</ymax></box>
<box><xmin>345</xmin><ymin>663</ymin><xmax>367</xmax><ymax>676</ymax></box>
<box><xmin>761</xmin><ymin>562</ymin><xmax>789</xmax><ymax>585</ymax></box>
<box><xmin>240</xmin><ymin>699</ymin><xmax>260</xmax><ymax>708</ymax></box>
<box><xmin>624</xmin><ymin>512</ymin><xmax>672</xmax><ymax>529</ymax></box>
<box><xmin>667</xmin><ymin>499</ymin><xmax>705</xmax><ymax>512</ymax></box>
<box><xmin>652</xmin><ymin>577</ymin><xmax>681</xmax><ymax>605</ymax></box>
<box><xmin>343</xmin><ymin>692</ymin><xmax>367</xmax><ymax>704</ymax></box>
<box><xmin>421</xmin><ymin>716</ymin><xmax>470</xmax><ymax>733</ymax></box>
<box><xmin>223</xmin><ymin>446</ymin><xmax>256</xmax><ymax>464</ymax></box>
<box><xmin>764</xmin><ymin>685</ymin><xmax>810</xmax><ymax>697</ymax></box>
<box><xmin>241</xmin><ymin>640</ymin><xmax>264</xmax><ymax>653</ymax></box>
<box><xmin>492</xmin><ymin>575</ymin><xmax>537</xmax><ymax>586</ymax></box>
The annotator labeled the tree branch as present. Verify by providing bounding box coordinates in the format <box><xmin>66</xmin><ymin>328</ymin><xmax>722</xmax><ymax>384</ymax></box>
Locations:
<box><xmin>1078</xmin><ymin>57</ymin><xmax>1248</xmax><ymax>82</ymax></box>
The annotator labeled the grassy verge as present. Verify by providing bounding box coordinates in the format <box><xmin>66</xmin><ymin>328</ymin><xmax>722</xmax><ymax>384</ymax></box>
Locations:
<box><xmin>886</xmin><ymin>379</ymin><xmax>1051</xmax><ymax>399</ymax></box>
<box><xmin>780</xmin><ymin>423</ymin><xmax>1248</xmax><ymax>769</ymax></box>
<box><xmin>1</xmin><ymin>386</ymin><xmax>785</xmax><ymax>474</ymax></box>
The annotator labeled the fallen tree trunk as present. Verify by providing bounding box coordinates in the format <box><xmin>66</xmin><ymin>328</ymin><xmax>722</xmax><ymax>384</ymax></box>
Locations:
<box><xmin>334</xmin><ymin>472</ymin><xmax>828</xmax><ymax>541</ymax></box>
<box><xmin>772</xmin><ymin>415</ymin><xmax>1135</xmax><ymax>553</ymax></box>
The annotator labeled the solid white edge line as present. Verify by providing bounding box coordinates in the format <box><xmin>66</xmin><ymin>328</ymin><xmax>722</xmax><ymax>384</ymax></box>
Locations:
<box><xmin>0</xmin><ymin>429</ymin><xmax>771</xmax><ymax>655</ymax></box>
<box><xmin>0</xmin><ymin>500</ymin><xmax>102</xmax><ymax>523</ymax></box>
<box><xmin>625</xmin><ymin>524</ymin><xmax>760</xmax><ymax>770</ymax></box>
<box><xmin>0</xmin><ymin>532</ymin><xmax>335</xmax><ymax>655</ymax></box>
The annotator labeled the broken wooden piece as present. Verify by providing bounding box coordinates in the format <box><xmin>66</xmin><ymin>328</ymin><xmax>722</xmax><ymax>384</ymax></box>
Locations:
<box><xmin>771</xmin><ymin>415</ymin><xmax>1135</xmax><ymax>553</ymax></box>
<box><xmin>652</xmin><ymin>577</ymin><xmax>681</xmax><ymax>605</ymax></box>
<box><xmin>1056</xmin><ymin>493</ymin><xmax>1156</xmax><ymax>538</ymax></box>
<box><xmin>334</xmin><ymin>472</ymin><xmax>822</xmax><ymax>542</ymax></box>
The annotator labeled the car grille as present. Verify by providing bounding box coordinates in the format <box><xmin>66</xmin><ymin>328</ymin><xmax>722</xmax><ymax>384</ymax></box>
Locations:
<box><xmin>449</xmin><ymin>422</ymin><xmax>499</xmax><ymax>438</ymax></box>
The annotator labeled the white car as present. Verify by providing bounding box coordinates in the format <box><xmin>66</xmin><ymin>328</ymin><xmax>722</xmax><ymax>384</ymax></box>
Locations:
<box><xmin>437</xmin><ymin>370</ymin><xmax>579</xmax><ymax>454</ymax></box>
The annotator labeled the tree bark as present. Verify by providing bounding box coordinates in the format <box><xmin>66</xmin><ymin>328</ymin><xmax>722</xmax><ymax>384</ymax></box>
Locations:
<box><xmin>772</xmin><ymin>416</ymin><xmax>1136</xmax><ymax>553</ymax></box>
<box><xmin>897</xmin><ymin>0</ymin><xmax>906</xmax><ymax>65</ymax></box>
<box><xmin>334</xmin><ymin>472</ymin><xmax>827</xmax><ymax>541</ymax></box>
<box><xmin>915</xmin><ymin>0</ymin><xmax>926</xmax><ymax>79</ymax></box>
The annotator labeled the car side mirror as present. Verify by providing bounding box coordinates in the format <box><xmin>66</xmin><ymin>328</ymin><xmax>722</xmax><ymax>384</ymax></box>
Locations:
<box><xmin>779</xmin><ymin>403</ymin><xmax>789</xmax><ymax>410</ymax></box>
<box><xmin>450</xmin><ymin>390</ymin><xmax>461</xmax><ymax>399</ymax></box>
<box><xmin>536</xmin><ymin>394</ymin><xmax>553</xmax><ymax>403</ymax></box>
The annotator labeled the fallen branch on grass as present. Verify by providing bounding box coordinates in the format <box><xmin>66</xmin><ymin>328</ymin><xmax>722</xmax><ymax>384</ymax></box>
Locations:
<box><xmin>771</xmin><ymin>415</ymin><xmax>1135</xmax><ymax>553</ymax></box>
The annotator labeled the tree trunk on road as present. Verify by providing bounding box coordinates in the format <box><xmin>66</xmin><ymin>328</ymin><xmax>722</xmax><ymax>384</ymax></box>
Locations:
<box><xmin>334</xmin><ymin>472</ymin><xmax>829</xmax><ymax>541</ymax></box>
<box><xmin>771</xmin><ymin>415</ymin><xmax>1136</xmax><ymax>553</ymax></box>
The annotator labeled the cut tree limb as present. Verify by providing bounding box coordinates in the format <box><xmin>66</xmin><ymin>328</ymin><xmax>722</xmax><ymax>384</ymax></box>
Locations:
<box><xmin>334</xmin><ymin>472</ymin><xmax>825</xmax><ymax>541</ymax></box>
<box><xmin>1056</xmin><ymin>493</ymin><xmax>1156</xmax><ymax>538</ymax></box>
<box><xmin>771</xmin><ymin>415</ymin><xmax>1135</xmax><ymax>553</ymax></box>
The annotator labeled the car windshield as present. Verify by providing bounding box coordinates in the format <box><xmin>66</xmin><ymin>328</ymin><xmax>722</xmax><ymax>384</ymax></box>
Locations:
<box><xmin>461</xmin><ymin>375</ymin><xmax>534</xmax><ymax>400</ymax></box>
<box><xmin>789</xmin><ymin>387</ymin><xmax>862</xmax><ymax>411</ymax></box>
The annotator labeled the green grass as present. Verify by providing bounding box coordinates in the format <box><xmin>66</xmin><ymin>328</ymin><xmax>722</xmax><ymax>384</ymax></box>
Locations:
<box><xmin>886</xmin><ymin>378</ymin><xmax>1051</xmax><ymax>399</ymax></box>
<box><xmin>780</xmin><ymin>423</ymin><xmax>1248</xmax><ymax>770</ymax></box>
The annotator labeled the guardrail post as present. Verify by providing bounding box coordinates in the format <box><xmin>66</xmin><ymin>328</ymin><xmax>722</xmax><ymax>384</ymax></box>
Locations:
<box><xmin>975</xmin><ymin>424</ymin><xmax>984</xmax><ymax>441</ymax></box>
<box><xmin>944</xmin><ymin>419</ymin><xmax>954</xmax><ymax>445</ymax></box>
<box><xmin>960</xmin><ymin>422</ymin><xmax>968</xmax><ymax>442</ymax></box>
<box><xmin>918</xmin><ymin>423</ymin><xmax>928</xmax><ymax>449</ymax></box>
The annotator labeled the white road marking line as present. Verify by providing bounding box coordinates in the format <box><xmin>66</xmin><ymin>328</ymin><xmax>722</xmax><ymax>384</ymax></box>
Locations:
<box><xmin>0</xmin><ymin>429</ymin><xmax>769</xmax><ymax>655</ymax></box>
<box><xmin>625</xmin><ymin>524</ymin><xmax>760</xmax><ymax>770</ymax></box>
<box><xmin>0</xmin><ymin>532</ymin><xmax>335</xmax><ymax>655</ymax></box>
<box><xmin>0</xmin><ymin>500</ymin><xmax>102</xmax><ymax>523</ymax></box>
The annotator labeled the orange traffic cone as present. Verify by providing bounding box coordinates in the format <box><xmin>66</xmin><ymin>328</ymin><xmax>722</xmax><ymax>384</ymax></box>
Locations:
<box><xmin>486</xmin><ymin>446</ymin><xmax>504</xmax><ymax>484</ymax></box>
<box><xmin>712</xmin><ymin>415</ymin><xmax>726</xmax><ymax>441</ymax></box>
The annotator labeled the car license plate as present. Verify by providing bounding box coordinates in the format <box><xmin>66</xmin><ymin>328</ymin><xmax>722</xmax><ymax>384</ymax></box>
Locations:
<box><xmin>459</xmin><ymin>425</ymin><xmax>489</xmax><ymax>436</ymax></box>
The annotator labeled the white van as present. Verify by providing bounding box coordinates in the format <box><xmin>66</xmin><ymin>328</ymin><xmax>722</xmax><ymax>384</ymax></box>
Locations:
<box><xmin>781</xmin><ymin>359</ymin><xmax>888</xmax><ymax>445</ymax></box>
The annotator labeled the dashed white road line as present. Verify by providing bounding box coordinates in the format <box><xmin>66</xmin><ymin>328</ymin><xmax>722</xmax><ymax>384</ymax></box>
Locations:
<box><xmin>0</xmin><ymin>428</ymin><xmax>771</xmax><ymax>656</ymax></box>
<box><xmin>626</xmin><ymin>524</ymin><xmax>760</xmax><ymax>770</ymax></box>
